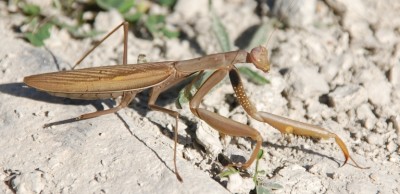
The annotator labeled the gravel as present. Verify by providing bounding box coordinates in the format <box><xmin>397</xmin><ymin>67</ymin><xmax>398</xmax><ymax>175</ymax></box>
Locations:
<box><xmin>1</xmin><ymin>0</ymin><xmax>399</xmax><ymax>193</ymax></box>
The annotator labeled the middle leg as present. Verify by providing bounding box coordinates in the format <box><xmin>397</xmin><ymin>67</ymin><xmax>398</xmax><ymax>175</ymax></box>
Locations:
<box><xmin>147</xmin><ymin>75</ymin><xmax>189</xmax><ymax>182</ymax></box>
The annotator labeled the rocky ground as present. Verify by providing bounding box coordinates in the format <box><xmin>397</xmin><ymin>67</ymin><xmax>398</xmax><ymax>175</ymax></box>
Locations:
<box><xmin>0</xmin><ymin>0</ymin><xmax>399</xmax><ymax>193</ymax></box>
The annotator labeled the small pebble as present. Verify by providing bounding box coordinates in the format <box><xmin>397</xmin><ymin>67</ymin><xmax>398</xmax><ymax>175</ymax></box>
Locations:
<box><xmin>328</xmin><ymin>84</ymin><xmax>368</xmax><ymax>111</ymax></box>
<box><xmin>366</xmin><ymin>133</ymin><xmax>384</xmax><ymax>146</ymax></box>
<box><xmin>364</xmin><ymin>80</ymin><xmax>392</xmax><ymax>106</ymax></box>
<box><xmin>356</xmin><ymin>104</ymin><xmax>377</xmax><ymax>130</ymax></box>
<box><xmin>386</xmin><ymin>141</ymin><xmax>398</xmax><ymax>153</ymax></box>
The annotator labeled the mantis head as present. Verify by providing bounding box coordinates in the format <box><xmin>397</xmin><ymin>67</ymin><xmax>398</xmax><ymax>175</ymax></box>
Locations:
<box><xmin>247</xmin><ymin>46</ymin><xmax>270</xmax><ymax>72</ymax></box>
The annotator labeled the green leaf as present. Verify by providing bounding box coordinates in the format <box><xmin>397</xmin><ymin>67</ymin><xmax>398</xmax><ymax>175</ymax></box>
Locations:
<box><xmin>209</xmin><ymin>4</ymin><xmax>231</xmax><ymax>52</ymax></box>
<box><xmin>158</xmin><ymin>0</ymin><xmax>176</xmax><ymax>7</ymax></box>
<box><xmin>24</xmin><ymin>23</ymin><xmax>52</xmax><ymax>47</ymax></box>
<box><xmin>123</xmin><ymin>12</ymin><xmax>142</xmax><ymax>22</ymax></box>
<box><xmin>175</xmin><ymin>88</ymin><xmax>188</xmax><ymax>109</ymax></box>
<box><xmin>254</xmin><ymin>182</ymin><xmax>283</xmax><ymax>194</ymax></box>
<box><xmin>147</xmin><ymin>14</ymin><xmax>165</xmax><ymax>25</ymax></box>
<box><xmin>218</xmin><ymin>167</ymin><xmax>239</xmax><ymax>178</ymax></box>
<box><xmin>144</xmin><ymin>14</ymin><xmax>165</xmax><ymax>36</ymax></box>
<box><xmin>21</xmin><ymin>3</ymin><xmax>41</xmax><ymax>16</ymax></box>
<box><xmin>161</xmin><ymin>27</ymin><xmax>179</xmax><ymax>38</ymax></box>
<box><xmin>96</xmin><ymin>0</ymin><xmax>135</xmax><ymax>13</ymax></box>
<box><xmin>254</xmin><ymin>148</ymin><xmax>264</xmax><ymax>184</ymax></box>
<box><xmin>263</xmin><ymin>182</ymin><xmax>283</xmax><ymax>190</ymax></box>
<box><xmin>255</xmin><ymin>182</ymin><xmax>283</xmax><ymax>194</ymax></box>
<box><xmin>246</xmin><ymin>21</ymin><xmax>274</xmax><ymax>51</ymax></box>
<box><xmin>238</xmin><ymin>67</ymin><xmax>270</xmax><ymax>85</ymax></box>
<box><xmin>257</xmin><ymin>149</ymin><xmax>264</xmax><ymax>159</ymax></box>
<box><xmin>256</xmin><ymin>186</ymin><xmax>272</xmax><ymax>194</ymax></box>
<box><xmin>175</xmin><ymin>72</ymin><xmax>202</xmax><ymax>109</ymax></box>
<box><xmin>175</xmin><ymin>71</ymin><xmax>212</xmax><ymax>109</ymax></box>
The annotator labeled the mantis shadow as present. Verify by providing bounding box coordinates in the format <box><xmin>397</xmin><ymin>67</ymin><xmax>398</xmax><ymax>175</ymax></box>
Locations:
<box><xmin>0</xmin><ymin>82</ymin><xmax>191</xmax><ymax>135</ymax></box>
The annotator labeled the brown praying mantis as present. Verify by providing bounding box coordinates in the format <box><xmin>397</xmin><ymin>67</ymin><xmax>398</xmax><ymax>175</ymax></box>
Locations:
<box><xmin>24</xmin><ymin>22</ymin><xmax>366</xmax><ymax>182</ymax></box>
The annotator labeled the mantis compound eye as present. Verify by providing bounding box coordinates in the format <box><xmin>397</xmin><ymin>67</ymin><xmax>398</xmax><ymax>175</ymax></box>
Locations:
<box><xmin>248</xmin><ymin>46</ymin><xmax>270</xmax><ymax>72</ymax></box>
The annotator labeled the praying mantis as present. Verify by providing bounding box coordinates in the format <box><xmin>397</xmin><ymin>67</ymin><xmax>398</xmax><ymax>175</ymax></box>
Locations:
<box><xmin>24</xmin><ymin>22</ymin><xmax>365</xmax><ymax>182</ymax></box>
